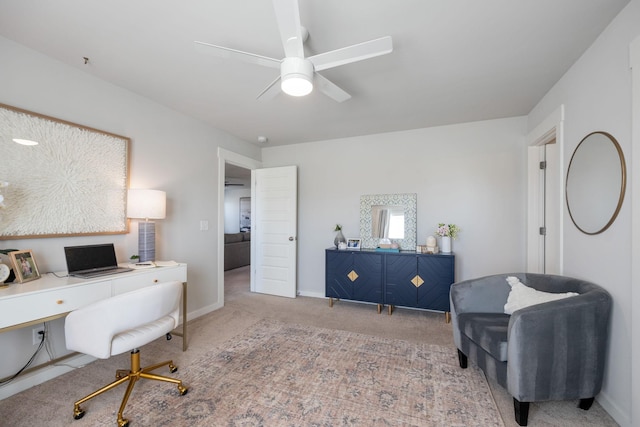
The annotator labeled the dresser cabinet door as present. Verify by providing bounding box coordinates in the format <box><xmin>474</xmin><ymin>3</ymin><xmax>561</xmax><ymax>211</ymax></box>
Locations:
<box><xmin>325</xmin><ymin>251</ymin><xmax>383</xmax><ymax>303</ymax></box>
<box><xmin>417</xmin><ymin>255</ymin><xmax>454</xmax><ymax>311</ymax></box>
<box><xmin>384</xmin><ymin>254</ymin><xmax>419</xmax><ymax>307</ymax></box>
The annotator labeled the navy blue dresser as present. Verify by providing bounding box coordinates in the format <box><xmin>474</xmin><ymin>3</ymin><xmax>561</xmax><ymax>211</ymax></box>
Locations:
<box><xmin>325</xmin><ymin>248</ymin><xmax>455</xmax><ymax>320</ymax></box>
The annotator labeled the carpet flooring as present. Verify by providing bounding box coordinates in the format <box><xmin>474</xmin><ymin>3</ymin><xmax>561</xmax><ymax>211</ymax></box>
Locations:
<box><xmin>95</xmin><ymin>320</ymin><xmax>504</xmax><ymax>426</ymax></box>
<box><xmin>0</xmin><ymin>266</ymin><xmax>619</xmax><ymax>426</ymax></box>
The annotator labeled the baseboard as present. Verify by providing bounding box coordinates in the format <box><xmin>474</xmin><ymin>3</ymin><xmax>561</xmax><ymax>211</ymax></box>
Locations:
<box><xmin>0</xmin><ymin>353</ymin><xmax>95</xmax><ymax>401</ymax></box>
<box><xmin>297</xmin><ymin>290</ymin><xmax>324</xmax><ymax>298</ymax></box>
<box><xmin>597</xmin><ymin>390</ymin><xmax>631</xmax><ymax>427</ymax></box>
<box><xmin>186</xmin><ymin>302</ymin><xmax>223</xmax><ymax>322</ymax></box>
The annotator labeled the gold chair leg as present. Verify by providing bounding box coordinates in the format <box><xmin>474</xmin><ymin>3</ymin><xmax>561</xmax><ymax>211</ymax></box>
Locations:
<box><xmin>72</xmin><ymin>349</ymin><xmax>187</xmax><ymax>425</ymax></box>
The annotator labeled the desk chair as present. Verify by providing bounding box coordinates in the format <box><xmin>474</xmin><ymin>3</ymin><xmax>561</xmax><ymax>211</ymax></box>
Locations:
<box><xmin>65</xmin><ymin>281</ymin><xmax>188</xmax><ymax>427</ymax></box>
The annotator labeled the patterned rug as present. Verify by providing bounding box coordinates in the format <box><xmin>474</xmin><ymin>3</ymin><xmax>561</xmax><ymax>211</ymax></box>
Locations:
<box><xmin>95</xmin><ymin>320</ymin><xmax>504</xmax><ymax>426</ymax></box>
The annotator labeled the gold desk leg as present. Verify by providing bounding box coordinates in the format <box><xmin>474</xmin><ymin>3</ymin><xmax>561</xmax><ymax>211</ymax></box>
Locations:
<box><xmin>445</xmin><ymin>312</ymin><xmax>451</xmax><ymax>324</ymax></box>
<box><xmin>182</xmin><ymin>281</ymin><xmax>187</xmax><ymax>351</ymax></box>
<box><xmin>388</xmin><ymin>305</ymin><xmax>394</xmax><ymax>315</ymax></box>
<box><xmin>170</xmin><ymin>281</ymin><xmax>188</xmax><ymax>351</ymax></box>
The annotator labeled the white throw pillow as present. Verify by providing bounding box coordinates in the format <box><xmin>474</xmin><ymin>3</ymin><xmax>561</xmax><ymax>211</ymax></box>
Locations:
<box><xmin>503</xmin><ymin>276</ymin><xmax>579</xmax><ymax>315</ymax></box>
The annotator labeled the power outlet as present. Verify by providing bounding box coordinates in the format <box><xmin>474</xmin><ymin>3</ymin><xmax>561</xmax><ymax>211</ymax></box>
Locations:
<box><xmin>32</xmin><ymin>327</ymin><xmax>45</xmax><ymax>345</ymax></box>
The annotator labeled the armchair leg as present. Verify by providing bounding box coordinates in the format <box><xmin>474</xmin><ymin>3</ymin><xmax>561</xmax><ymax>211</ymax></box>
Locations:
<box><xmin>513</xmin><ymin>398</ymin><xmax>530</xmax><ymax>426</ymax></box>
<box><xmin>578</xmin><ymin>397</ymin><xmax>595</xmax><ymax>410</ymax></box>
<box><xmin>457</xmin><ymin>349</ymin><xmax>468</xmax><ymax>369</ymax></box>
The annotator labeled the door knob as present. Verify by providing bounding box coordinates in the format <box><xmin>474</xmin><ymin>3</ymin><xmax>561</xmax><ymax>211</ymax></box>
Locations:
<box><xmin>289</xmin><ymin>236</ymin><xmax>295</xmax><ymax>241</ymax></box>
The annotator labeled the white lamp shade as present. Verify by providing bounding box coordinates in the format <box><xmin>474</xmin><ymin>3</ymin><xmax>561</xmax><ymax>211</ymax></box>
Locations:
<box><xmin>127</xmin><ymin>189</ymin><xmax>166</xmax><ymax>220</ymax></box>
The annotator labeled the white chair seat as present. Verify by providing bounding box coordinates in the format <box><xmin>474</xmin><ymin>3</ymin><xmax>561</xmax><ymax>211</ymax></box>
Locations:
<box><xmin>63</xmin><ymin>281</ymin><xmax>187</xmax><ymax>426</ymax></box>
<box><xmin>111</xmin><ymin>315</ymin><xmax>176</xmax><ymax>356</ymax></box>
<box><xmin>65</xmin><ymin>281</ymin><xmax>181</xmax><ymax>359</ymax></box>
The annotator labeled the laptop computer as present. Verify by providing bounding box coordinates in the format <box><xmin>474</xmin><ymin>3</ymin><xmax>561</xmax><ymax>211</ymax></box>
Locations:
<box><xmin>64</xmin><ymin>243</ymin><xmax>132</xmax><ymax>278</ymax></box>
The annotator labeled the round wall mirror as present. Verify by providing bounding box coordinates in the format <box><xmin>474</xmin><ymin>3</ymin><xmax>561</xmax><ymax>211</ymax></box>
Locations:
<box><xmin>566</xmin><ymin>131</ymin><xmax>626</xmax><ymax>235</ymax></box>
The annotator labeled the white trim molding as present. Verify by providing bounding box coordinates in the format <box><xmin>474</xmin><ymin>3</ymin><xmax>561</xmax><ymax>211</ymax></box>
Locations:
<box><xmin>526</xmin><ymin>105</ymin><xmax>564</xmax><ymax>274</ymax></box>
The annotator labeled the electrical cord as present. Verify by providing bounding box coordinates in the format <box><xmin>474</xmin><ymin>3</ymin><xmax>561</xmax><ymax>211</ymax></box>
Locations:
<box><xmin>47</xmin><ymin>271</ymin><xmax>69</xmax><ymax>278</ymax></box>
<box><xmin>0</xmin><ymin>326</ymin><xmax>46</xmax><ymax>386</ymax></box>
<box><xmin>44</xmin><ymin>322</ymin><xmax>55</xmax><ymax>361</ymax></box>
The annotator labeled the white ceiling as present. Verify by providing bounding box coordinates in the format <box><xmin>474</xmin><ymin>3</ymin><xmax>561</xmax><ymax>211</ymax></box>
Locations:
<box><xmin>0</xmin><ymin>0</ymin><xmax>630</xmax><ymax>147</ymax></box>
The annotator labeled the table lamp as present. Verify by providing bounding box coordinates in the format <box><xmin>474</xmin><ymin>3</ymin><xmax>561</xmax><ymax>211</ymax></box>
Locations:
<box><xmin>127</xmin><ymin>189</ymin><xmax>166</xmax><ymax>262</ymax></box>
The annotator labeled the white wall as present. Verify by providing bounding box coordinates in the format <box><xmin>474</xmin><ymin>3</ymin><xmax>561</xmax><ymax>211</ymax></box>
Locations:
<box><xmin>262</xmin><ymin>117</ymin><xmax>528</xmax><ymax>297</ymax></box>
<box><xmin>527</xmin><ymin>2</ymin><xmax>640</xmax><ymax>425</ymax></box>
<box><xmin>0</xmin><ymin>36</ymin><xmax>260</xmax><ymax>385</ymax></box>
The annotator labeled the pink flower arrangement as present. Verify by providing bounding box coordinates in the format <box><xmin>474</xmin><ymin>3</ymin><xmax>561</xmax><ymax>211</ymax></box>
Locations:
<box><xmin>436</xmin><ymin>223</ymin><xmax>460</xmax><ymax>239</ymax></box>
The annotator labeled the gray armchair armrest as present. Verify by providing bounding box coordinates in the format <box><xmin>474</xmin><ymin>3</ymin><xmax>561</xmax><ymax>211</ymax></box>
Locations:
<box><xmin>506</xmin><ymin>287</ymin><xmax>611</xmax><ymax>402</ymax></box>
<box><xmin>450</xmin><ymin>273</ymin><xmax>515</xmax><ymax>348</ymax></box>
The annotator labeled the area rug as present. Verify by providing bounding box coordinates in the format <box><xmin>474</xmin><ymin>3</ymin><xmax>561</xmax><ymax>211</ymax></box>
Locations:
<box><xmin>93</xmin><ymin>319</ymin><xmax>504</xmax><ymax>426</ymax></box>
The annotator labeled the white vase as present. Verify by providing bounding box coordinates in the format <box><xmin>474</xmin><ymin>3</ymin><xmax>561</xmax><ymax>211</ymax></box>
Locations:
<box><xmin>441</xmin><ymin>236</ymin><xmax>452</xmax><ymax>253</ymax></box>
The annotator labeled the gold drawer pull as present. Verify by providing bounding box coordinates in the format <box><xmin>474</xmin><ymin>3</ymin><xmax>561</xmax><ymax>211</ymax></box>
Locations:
<box><xmin>411</xmin><ymin>275</ymin><xmax>424</xmax><ymax>288</ymax></box>
<box><xmin>56</xmin><ymin>299</ymin><xmax>64</xmax><ymax>304</ymax></box>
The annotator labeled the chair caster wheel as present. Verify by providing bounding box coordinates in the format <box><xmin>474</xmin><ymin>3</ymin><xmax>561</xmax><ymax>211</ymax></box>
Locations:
<box><xmin>178</xmin><ymin>385</ymin><xmax>189</xmax><ymax>396</ymax></box>
<box><xmin>169</xmin><ymin>364</ymin><xmax>178</xmax><ymax>374</ymax></box>
<box><xmin>73</xmin><ymin>408</ymin><xmax>85</xmax><ymax>420</ymax></box>
<box><xmin>118</xmin><ymin>418</ymin><xmax>130</xmax><ymax>427</ymax></box>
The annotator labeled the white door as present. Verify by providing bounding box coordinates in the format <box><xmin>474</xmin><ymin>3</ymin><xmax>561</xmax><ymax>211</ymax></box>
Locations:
<box><xmin>543</xmin><ymin>142</ymin><xmax>561</xmax><ymax>274</ymax></box>
<box><xmin>527</xmin><ymin>141</ymin><xmax>561</xmax><ymax>274</ymax></box>
<box><xmin>251</xmin><ymin>166</ymin><xmax>297</xmax><ymax>298</ymax></box>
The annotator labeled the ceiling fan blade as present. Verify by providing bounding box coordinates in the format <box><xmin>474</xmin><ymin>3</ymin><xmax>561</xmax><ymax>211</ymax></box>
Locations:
<box><xmin>309</xmin><ymin>36</ymin><xmax>393</xmax><ymax>72</ymax></box>
<box><xmin>272</xmin><ymin>0</ymin><xmax>304</xmax><ymax>58</ymax></box>
<box><xmin>194</xmin><ymin>41</ymin><xmax>281</xmax><ymax>69</ymax></box>
<box><xmin>256</xmin><ymin>75</ymin><xmax>282</xmax><ymax>101</ymax></box>
<box><xmin>314</xmin><ymin>73</ymin><xmax>351</xmax><ymax>103</ymax></box>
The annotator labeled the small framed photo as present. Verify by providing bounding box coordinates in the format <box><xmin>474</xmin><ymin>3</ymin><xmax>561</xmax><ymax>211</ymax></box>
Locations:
<box><xmin>346</xmin><ymin>238</ymin><xmax>361</xmax><ymax>250</ymax></box>
<box><xmin>9</xmin><ymin>250</ymin><xmax>41</xmax><ymax>283</ymax></box>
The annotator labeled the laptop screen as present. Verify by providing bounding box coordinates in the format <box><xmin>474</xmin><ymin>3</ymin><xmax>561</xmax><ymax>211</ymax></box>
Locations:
<box><xmin>64</xmin><ymin>243</ymin><xmax>119</xmax><ymax>274</ymax></box>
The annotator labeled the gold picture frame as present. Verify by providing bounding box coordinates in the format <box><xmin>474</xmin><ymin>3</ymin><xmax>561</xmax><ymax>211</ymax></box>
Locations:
<box><xmin>9</xmin><ymin>250</ymin><xmax>41</xmax><ymax>283</ymax></box>
<box><xmin>0</xmin><ymin>103</ymin><xmax>130</xmax><ymax>239</ymax></box>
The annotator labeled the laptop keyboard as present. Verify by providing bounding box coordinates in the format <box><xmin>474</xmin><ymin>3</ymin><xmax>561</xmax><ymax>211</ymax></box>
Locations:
<box><xmin>72</xmin><ymin>267</ymin><xmax>132</xmax><ymax>278</ymax></box>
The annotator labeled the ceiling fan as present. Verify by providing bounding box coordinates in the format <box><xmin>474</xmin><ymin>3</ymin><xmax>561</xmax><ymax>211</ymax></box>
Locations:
<box><xmin>194</xmin><ymin>0</ymin><xmax>393</xmax><ymax>102</ymax></box>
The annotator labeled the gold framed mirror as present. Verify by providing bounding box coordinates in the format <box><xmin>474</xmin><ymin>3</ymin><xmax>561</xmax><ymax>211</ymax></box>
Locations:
<box><xmin>565</xmin><ymin>131</ymin><xmax>626</xmax><ymax>235</ymax></box>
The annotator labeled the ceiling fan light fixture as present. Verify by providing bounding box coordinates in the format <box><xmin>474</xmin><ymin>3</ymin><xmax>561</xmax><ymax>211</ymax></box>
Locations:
<box><xmin>281</xmin><ymin>57</ymin><xmax>313</xmax><ymax>97</ymax></box>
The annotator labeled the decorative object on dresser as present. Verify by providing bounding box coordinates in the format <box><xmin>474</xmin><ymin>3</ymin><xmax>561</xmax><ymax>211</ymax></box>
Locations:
<box><xmin>333</xmin><ymin>224</ymin><xmax>346</xmax><ymax>248</ymax></box>
<box><xmin>359</xmin><ymin>193</ymin><xmax>417</xmax><ymax>250</ymax></box>
<box><xmin>346</xmin><ymin>238</ymin><xmax>361</xmax><ymax>250</ymax></box>
<box><xmin>0</xmin><ymin>103</ymin><xmax>130</xmax><ymax>239</ymax></box>
<box><xmin>127</xmin><ymin>189</ymin><xmax>166</xmax><ymax>263</ymax></box>
<box><xmin>450</xmin><ymin>273</ymin><xmax>612</xmax><ymax>426</ymax></box>
<box><xmin>425</xmin><ymin>235</ymin><xmax>439</xmax><ymax>253</ymax></box>
<box><xmin>435</xmin><ymin>223</ymin><xmax>460</xmax><ymax>253</ymax></box>
<box><xmin>325</xmin><ymin>248</ymin><xmax>454</xmax><ymax>320</ymax></box>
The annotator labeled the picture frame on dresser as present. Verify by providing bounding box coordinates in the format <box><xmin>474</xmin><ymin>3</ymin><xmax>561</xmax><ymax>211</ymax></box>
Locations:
<box><xmin>9</xmin><ymin>249</ymin><xmax>41</xmax><ymax>283</ymax></box>
<box><xmin>347</xmin><ymin>238</ymin><xmax>361</xmax><ymax>250</ymax></box>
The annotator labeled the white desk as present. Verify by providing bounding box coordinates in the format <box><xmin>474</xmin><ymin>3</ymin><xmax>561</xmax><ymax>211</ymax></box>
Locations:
<box><xmin>0</xmin><ymin>263</ymin><xmax>188</xmax><ymax>351</ymax></box>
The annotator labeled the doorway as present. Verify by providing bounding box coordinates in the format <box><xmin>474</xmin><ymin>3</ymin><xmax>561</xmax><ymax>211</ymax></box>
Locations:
<box><xmin>526</xmin><ymin>105</ymin><xmax>564</xmax><ymax>274</ymax></box>
<box><xmin>217</xmin><ymin>148</ymin><xmax>262</xmax><ymax>307</ymax></box>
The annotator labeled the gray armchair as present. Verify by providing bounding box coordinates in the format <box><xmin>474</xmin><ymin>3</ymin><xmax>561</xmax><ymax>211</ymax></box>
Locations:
<box><xmin>450</xmin><ymin>273</ymin><xmax>611</xmax><ymax>426</ymax></box>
